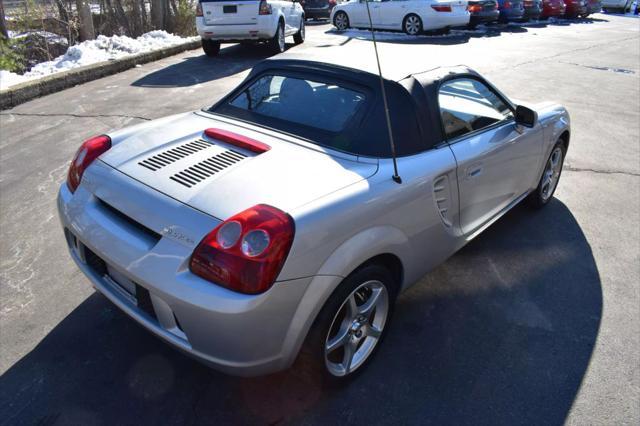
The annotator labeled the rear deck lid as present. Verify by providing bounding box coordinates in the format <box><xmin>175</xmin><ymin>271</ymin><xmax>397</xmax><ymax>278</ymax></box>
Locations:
<box><xmin>100</xmin><ymin>112</ymin><xmax>378</xmax><ymax>220</ymax></box>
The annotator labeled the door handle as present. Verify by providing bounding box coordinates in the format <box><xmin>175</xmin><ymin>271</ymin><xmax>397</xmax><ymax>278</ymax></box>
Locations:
<box><xmin>466</xmin><ymin>166</ymin><xmax>483</xmax><ymax>178</ymax></box>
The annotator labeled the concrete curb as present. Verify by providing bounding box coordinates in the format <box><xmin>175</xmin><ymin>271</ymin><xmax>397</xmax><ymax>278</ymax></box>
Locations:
<box><xmin>0</xmin><ymin>39</ymin><xmax>201</xmax><ymax>110</ymax></box>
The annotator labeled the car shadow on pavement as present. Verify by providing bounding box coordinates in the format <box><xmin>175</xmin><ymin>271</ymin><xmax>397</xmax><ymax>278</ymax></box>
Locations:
<box><xmin>0</xmin><ymin>200</ymin><xmax>602</xmax><ymax>425</ymax></box>
<box><xmin>325</xmin><ymin>29</ymin><xmax>472</xmax><ymax>45</ymax></box>
<box><xmin>131</xmin><ymin>44</ymin><xmax>276</xmax><ymax>88</ymax></box>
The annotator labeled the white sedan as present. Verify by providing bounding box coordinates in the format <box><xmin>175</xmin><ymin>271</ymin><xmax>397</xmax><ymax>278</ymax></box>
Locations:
<box><xmin>331</xmin><ymin>0</ymin><xmax>470</xmax><ymax>35</ymax></box>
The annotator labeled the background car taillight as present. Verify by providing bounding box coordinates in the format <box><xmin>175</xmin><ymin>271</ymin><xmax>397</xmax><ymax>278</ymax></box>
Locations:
<box><xmin>503</xmin><ymin>0</ymin><xmax>512</xmax><ymax>7</ymax></box>
<box><xmin>190</xmin><ymin>204</ymin><xmax>295</xmax><ymax>294</ymax></box>
<box><xmin>196</xmin><ymin>2</ymin><xmax>203</xmax><ymax>17</ymax></box>
<box><xmin>259</xmin><ymin>0</ymin><xmax>272</xmax><ymax>15</ymax></box>
<box><xmin>469</xmin><ymin>4</ymin><xmax>483</xmax><ymax>12</ymax></box>
<box><xmin>66</xmin><ymin>135</ymin><xmax>111</xmax><ymax>193</ymax></box>
<box><xmin>328</xmin><ymin>0</ymin><xmax>337</xmax><ymax>5</ymax></box>
<box><xmin>432</xmin><ymin>4</ymin><xmax>453</xmax><ymax>11</ymax></box>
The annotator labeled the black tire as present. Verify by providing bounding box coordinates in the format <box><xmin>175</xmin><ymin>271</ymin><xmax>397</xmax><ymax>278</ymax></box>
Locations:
<box><xmin>403</xmin><ymin>13</ymin><xmax>423</xmax><ymax>35</ymax></box>
<box><xmin>294</xmin><ymin>17</ymin><xmax>305</xmax><ymax>44</ymax></box>
<box><xmin>269</xmin><ymin>21</ymin><xmax>286</xmax><ymax>53</ymax></box>
<box><xmin>467</xmin><ymin>22</ymin><xmax>478</xmax><ymax>30</ymax></box>
<box><xmin>294</xmin><ymin>263</ymin><xmax>398</xmax><ymax>386</ymax></box>
<box><xmin>333</xmin><ymin>11</ymin><xmax>350</xmax><ymax>31</ymax></box>
<box><xmin>527</xmin><ymin>140</ymin><xmax>566</xmax><ymax>209</ymax></box>
<box><xmin>201</xmin><ymin>39</ymin><xmax>220</xmax><ymax>57</ymax></box>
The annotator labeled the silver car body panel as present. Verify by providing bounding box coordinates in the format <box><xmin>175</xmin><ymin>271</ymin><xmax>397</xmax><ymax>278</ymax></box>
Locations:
<box><xmin>57</xmin><ymin>64</ymin><xmax>570</xmax><ymax>376</ymax></box>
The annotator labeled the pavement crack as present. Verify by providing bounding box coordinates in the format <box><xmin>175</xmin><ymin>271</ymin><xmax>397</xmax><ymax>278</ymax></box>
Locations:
<box><xmin>564</xmin><ymin>165</ymin><xmax>640</xmax><ymax>177</ymax></box>
<box><xmin>502</xmin><ymin>36</ymin><xmax>639</xmax><ymax>71</ymax></box>
<box><xmin>0</xmin><ymin>112</ymin><xmax>152</xmax><ymax>121</ymax></box>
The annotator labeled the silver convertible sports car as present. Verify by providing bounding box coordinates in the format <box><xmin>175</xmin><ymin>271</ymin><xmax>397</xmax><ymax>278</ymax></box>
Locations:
<box><xmin>58</xmin><ymin>57</ymin><xmax>570</xmax><ymax>382</ymax></box>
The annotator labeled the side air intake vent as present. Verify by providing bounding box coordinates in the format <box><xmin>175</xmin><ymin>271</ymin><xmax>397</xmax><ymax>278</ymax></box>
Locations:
<box><xmin>433</xmin><ymin>175</ymin><xmax>453</xmax><ymax>228</ymax></box>
<box><xmin>139</xmin><ymin>139</ymin><xmax>213</xmax><ymax>171</ymax></box>
<box><xmin>170</xmin><ymin>150</ymin><xmax>247</xmax><ymax>188</ymax></box>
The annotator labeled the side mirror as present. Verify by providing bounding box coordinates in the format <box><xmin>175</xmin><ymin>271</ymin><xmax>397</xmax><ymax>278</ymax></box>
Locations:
<box><xmin>515</xmin><ymin>105</ymin><xmax>538</xmax><ymax>128</ymax></box>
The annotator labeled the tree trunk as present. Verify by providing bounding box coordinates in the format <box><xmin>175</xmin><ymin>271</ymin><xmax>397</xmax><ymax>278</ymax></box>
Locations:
<box><xmin>0</xmin><ymin>0</ymin><xmax>8</xmax><ymax>39</ymax></box>
<box><xmin>113</xmin><ymin>0</ymin><xmax>131</xmax><ymax>34</ymax></box>
<box><xmin>76</xmin><ymin>0</ymin><xmax>96</xmax><ymax>40</ymax></box>
<box><xmin>151</xmin><ymin>0</ymin><xmax>165</xmax><ymax>29</ymax></box>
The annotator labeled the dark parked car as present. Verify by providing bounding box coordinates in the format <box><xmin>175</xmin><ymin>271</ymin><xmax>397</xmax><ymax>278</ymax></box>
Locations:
<box><xmin>497</xmin><ymin>0</ymin><xmax>526</xmax><ymax>21</ymax></box>
<box><xmin>523</xmin><ymin>0</ymin><xmax>544</xmax><ymax>19</ymax></box>
<box><xmin>467</xmin><ymin>0</ymin><xmax>500</xmax><ymax>28</ymax></box>
<box><xmin>583</xmin><ymin>0</ymin><xmax>602</xmax><ymax>15</ymax></box>
<box><xmin>541</xmin><ymin>0</ymin><xmax>567</xmax><ymax>18</ymax></box>
<box><xmin>301</xmin><ymin>0</ymin><xmax>336</xmax><ymax>20</ymax></box>
<box><xmin>564</xmin><ymin>0</ymin><xmax>588</xmax><ymax>16</ymax></box>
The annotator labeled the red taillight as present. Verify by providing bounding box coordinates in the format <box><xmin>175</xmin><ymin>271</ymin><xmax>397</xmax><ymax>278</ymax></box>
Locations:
<box><xmin>503</xmin><ymin>0</ymin><xmax>512</xmax><ymax>7</ymax></box>
<box><xmin>204</xmin><ymin>128</ymin><xmax>271</xmax><ymax>154</ymax></box>
<box><xmin>196</xmin><ymin>2</ymin><xmax>203</xmax><ymax>17</ymax></box>
<box><xmin>190</xmin><ymin>204</ymin><xmax>295</xmax><ymax>294</ymax></box>
<box><xmin>468</xmin><ymin>4</ymin><xmax>483</xmax><ymax>12</ymax></box>
<box><xmin>432</xmin><ymin>4</ymin><xmax>453</xmax><ymax>11</ymax></box>
<box><xmin>328</xmin><ymin>0</ymin><xmax>336</xmax><ymax>4</ymax></box>
<box><xmin>259</xmin><ymin>0</ymin><xmax>272</xmax><ymax>15</ymax></box>
<box><xmin>66</xmin><ymin>135</ymin><xmax>111</xmax><ymax>193</ymax></box>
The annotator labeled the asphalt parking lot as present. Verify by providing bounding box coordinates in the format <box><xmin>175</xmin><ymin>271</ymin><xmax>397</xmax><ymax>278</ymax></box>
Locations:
<box><xmin>1</xmin><ymin>14</ymin><xmax>639</xmax><ymax>425</ymax></box>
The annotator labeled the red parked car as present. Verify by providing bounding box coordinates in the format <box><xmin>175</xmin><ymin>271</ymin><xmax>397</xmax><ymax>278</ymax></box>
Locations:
<box><xmin>541</xmin><ymin>0</ymin><xmax>567</xmax><ymax>17</ymax></box>
<box><xmin>564</xmin><ymin>0</ymin><xmax>588</xmax><ymax>16</ymax></box>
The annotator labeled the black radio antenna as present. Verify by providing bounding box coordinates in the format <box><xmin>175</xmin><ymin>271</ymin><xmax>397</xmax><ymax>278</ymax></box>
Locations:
<box><xmin>364</xmin><ymin>0</ymin><xmax>402</xmax><ymax>184</ymax></box>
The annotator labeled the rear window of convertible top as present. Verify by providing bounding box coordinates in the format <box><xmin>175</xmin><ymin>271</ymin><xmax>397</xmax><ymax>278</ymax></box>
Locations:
<box><xmin>212</xmin><ymin>74</ymin><xmax>366</xmax><ymax>136</ymax></box>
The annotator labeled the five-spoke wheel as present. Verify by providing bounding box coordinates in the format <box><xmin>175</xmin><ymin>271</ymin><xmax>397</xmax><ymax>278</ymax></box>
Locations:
<box><xmin>324</xmin><ymin>280</ymin><xmax>389</xmax><ymax>376</ymax></box>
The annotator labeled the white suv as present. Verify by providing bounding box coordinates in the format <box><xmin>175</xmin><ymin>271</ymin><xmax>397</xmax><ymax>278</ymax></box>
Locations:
<box><xmin>196</xmin><ymin>0</ymin><xmax>306</xmax><ymax>56</ymax></box>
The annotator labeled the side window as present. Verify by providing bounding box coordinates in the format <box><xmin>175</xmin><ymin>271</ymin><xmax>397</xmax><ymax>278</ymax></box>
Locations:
<box><xmin>438</xmin><ymin>78</ymin><xmax>513</xmax><ymax>140</ymax></box>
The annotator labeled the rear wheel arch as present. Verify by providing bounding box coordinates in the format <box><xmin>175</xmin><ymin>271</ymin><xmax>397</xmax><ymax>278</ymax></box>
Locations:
<box><xmin>348</xmin><ymin>253</ymin><xmax>404</xmax><ymax>296</ymax></box>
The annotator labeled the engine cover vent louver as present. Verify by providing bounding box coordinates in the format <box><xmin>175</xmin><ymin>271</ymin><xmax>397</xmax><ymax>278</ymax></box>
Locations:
<box><xmin>138</xmin><ymin>139</ymin><xmax>213</xmax><ymax>171</ymax></box>
<box><xmin>170</xmin><ymin>150</ymin><xmax>247</xmax><ymax>188</ymax></box>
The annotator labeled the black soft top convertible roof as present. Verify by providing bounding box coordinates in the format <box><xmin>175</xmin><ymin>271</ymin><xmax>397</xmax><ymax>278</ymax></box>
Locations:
<box><xmin>210</xmin><ymin>57</ymin><xmax>484</xmax><ymax>158</ymax></box>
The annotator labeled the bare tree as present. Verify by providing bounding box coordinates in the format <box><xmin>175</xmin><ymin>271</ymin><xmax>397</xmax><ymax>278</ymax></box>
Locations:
<box><xmin>76</xmin><ymin>0</ymin><xmax>96</xmax><ymax>40</ymax></box>
<box><xmin>0</xmin><ymin>0</ymin><xmax>8</xmax><ymax>39</ymax></box>
<box><xmin>151</xmin><ymin>0</ymin><xmax>166</xmax><ymax>29</ymax></box>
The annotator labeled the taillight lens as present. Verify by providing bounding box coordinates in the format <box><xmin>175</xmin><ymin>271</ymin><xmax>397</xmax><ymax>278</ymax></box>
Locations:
<box><xmin>190</xmin><ymin>204</ymin><xmax>295</xmax><ymax>294</ymax></box>
<box><xmin>66</xmin><ymin>135</ymin><xmax>111</xmax><ymax>193</ymax></box>
<box><xmin>469</xmin><ymin>4</ymin><xmax>483</xmax><ymax>12</ymax></box>
<box><xmin>503</xmin><ymin>0</ymin><xmax>511</xmax><ymax>7</ymax></box>
<box><xmin>259</xmin><ymin>0</ymin><xmax>272</xmax><ymax>15</ymax></box>
<box><xmin>196</xmin><ymin>2</ymin><xmax>203</xmax><ymax>17</ymax></box>
<box><xmin>432</xmin><ymin>4</ymin><xmax>453</xmax><ymax>11</ymax></box>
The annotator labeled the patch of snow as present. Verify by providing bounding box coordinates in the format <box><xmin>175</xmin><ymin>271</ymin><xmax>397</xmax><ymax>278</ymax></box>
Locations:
<box><xmin>8</xmin><ymin>30</ymin><xmax>68</xmax><ymax>44</ymax></box>
<box><xmin>0</xmin><ymin>30</ymin><xmax>197</xmax><ymax>90</ymax></box>
<box><xmin>0</xmin><ymin>70</ymin><xmax>28</xmax><ymax>90</ymax></box>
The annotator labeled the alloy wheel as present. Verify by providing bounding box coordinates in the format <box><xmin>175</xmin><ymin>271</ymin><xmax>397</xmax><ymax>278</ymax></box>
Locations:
<box><xmin>324</xmin><ymin>280</ymin><xmax>389</xmax><ymax>377</ymax></box>
<box><xmin>541</xmin><ymin>146</ymin><xmax>563</xmax><ymax>201</ymax></box>
<box><xmin>404</xmin><ymin>15</ymin><xmax>421</xmax><ymax>35</ymax></box>
<box><xmin>335</xmin><ymin>12</ymin><xmax>349</xmax><ymax>31</ymax></box>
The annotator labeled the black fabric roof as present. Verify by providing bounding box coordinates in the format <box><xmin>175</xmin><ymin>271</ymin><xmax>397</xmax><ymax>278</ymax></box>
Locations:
<box><xmin>210</xmin><ymin>58</ymin><xmax>484</xmax><ymax>157</ymax></box>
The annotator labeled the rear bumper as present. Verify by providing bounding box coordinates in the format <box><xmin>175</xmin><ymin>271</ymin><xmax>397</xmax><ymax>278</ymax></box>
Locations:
<box><xmin>424</xmin><ymin>13</ymin><xmax>470</xmax><ymax>30</ymax></box>
<box><xmin>196</xmin><ymin>16</ymin><xmax>276</xmax><ymax>41</ymax></box>
<box><xmin>57</xmin><ymin>164</ymin><xmax>318</xmax><ymax>376</ymax></box>
<box><xmin>565</xmin><ymin>2</ymin><xmax>588</xmax><ymax>14</ymax></box>
<box><xmin>542</xmin><ymin>4</ymin><xmax>566</xmax><ymax>15</ymax></box>
<box><xmin>523</xmin><ymin>5</ymin><xmax>543</xmax><ymax>17</ymax></box>
<box><xmin>499</xmin><ymin>7</ymin><xmax>526</xmax><ymax>19</ymax></box>
<box><xmin>304</xmin><ymin>6</ymin><xmax>333</xmax><ymax>19</ymax></box>
<box><xmin>470</xmin><ymin>10</ymin><xmax>500</xmax><ymax>23</ymax></box>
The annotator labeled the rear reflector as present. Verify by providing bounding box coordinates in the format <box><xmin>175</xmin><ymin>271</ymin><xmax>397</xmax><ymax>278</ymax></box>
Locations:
<box><xmin>204</xmin><ymin>128</ymin><xmax>271</xmax><ymax>154</ymax></box>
